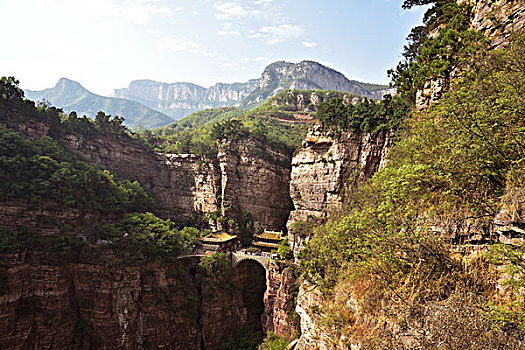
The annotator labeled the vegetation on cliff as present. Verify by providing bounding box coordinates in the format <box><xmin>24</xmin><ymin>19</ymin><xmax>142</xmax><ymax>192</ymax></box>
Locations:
<box><xmin>0</xmin><ymin>123</ymin><xmax>153</xmax><ymax>214</ymax></box>
<box><xmin>300</xmin><ymin>21</ymin><xmax>525</xmax><ymax>348</ymax></box>
<box><xmin>0</xmin><ymin>78</ymin><xmax>206</xmax><ymax>264</ymax></box>
<box><xmin>315</xmin><ymin>94</ymin><xmax>410</xmax><ymax>134</ymax></box>
<box><xmin>95</xmin><ymin>213</ymin><xmax>201</xmax><ymax>265</ymax></box>
<box><xmin>389</xmin><ymin>0</ymin><xmax>487</xmax><ymax>101</ymax></box>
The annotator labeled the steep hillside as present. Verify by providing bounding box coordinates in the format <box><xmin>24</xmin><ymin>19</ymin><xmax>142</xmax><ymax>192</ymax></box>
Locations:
<box><xmin>291</xmin><ymin>1</ymin><xmax>525</xmax><ymax>349</ymax></box>
<box><xmin>25</xmin><ymin>78</ymin><xmax>174</xmax><ymax>129</ymax></box>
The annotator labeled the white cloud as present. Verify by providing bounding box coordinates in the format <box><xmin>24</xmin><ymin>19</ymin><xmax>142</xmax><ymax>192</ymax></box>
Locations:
<box><xmin>214</xmin><ymin>2</ymin><xmax>248</xmax><ymax>20</ymax></box>
<box><xmin>57</xmin><ymin>0</ymin><xmax>176</xmax><ymax>26</ymax></box>
<box><xmin>249</xmin><ymin>24</ymin><xmax>305</xmax><ymax>45</ymax></box>
<box><xmin>302</xmin><ymin>41</ymin><xmax>318</xmax><ymax>48</ymax></box>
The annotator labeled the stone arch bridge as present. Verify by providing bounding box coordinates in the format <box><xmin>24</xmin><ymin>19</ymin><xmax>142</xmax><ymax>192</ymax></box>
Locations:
<box><xmin>177</xmin><ymin>251</ymin><xmax>270</xmax><ymax>271</ymax></box>
<box><xmin>231</xmin><ymin>251</ymin><xmax>270</xmax><ymax>270</ymax></box>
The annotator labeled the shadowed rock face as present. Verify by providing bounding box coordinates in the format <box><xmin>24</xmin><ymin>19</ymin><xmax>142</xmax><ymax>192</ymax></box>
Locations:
<box><xmin>0</xmin><ymin>248</ymin><xmax>274</xmax><ymax>350</ymax></box>
<box><xmin>218</xmin><ymin>138</ymin><xmax>294</xmax><ymax>231</ymax></box>
<box><xmin>235</xmin><ymin>260</ymin><xmax>267</xmax><ymax>326</ymax></box>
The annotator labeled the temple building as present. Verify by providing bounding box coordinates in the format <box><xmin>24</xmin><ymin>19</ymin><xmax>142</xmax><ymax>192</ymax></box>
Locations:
<box><xmin>199</xmin><ymin>231</ymin><xmax>239</xmax><ymax>253</ymax></box>
<box><xmin>252</xmin><ymin>230</ymin><xmax>284</xmax><ymax>252</ymax></box>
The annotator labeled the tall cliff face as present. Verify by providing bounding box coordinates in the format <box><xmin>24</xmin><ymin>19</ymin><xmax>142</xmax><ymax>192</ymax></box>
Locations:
<box><xmin>282</xmin><ymin>124</ymin><xmax>392</xmax><ymax>349</ymax></box>
<box><xmin>467</xmin><ymin>0</ymin><xmax>525</xmax><ymax>46</ymax></box>
<box><xmin>287</xmin><ymin>124</ymin><xmax>391</xmax><ymax>256</ymax></box>
<box><xmin>218</xmin><ymin>138</ymin><xmax>293</xmax><ymax>231</ymax></box>
<box><xmin>63</xmin><ymin>133</ymin><xmax>219</xmax><ymax>220</ymax></box>
<box><xmin>0</xmin><ymin>245</ymin><xmax>269</xmax><ymax>350</ymax></box>
<box><xmin>113</xmin><ymin>79</ymin><xmax>260</xmax><ymax>120</ymax></box>
<box><xmin>262</xmin><ymin>261</ymin><xmax>300</xmax><ymax>338</ymax></box>
<box><xmin>64</xmin><ymin>131</ymin><xmax>293</xmax><ymax>231</ymax></box>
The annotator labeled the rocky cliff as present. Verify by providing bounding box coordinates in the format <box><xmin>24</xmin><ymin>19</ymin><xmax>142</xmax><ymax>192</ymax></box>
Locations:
<box><xmin>0</xmin><ymin>244</ymin><xmax>270</xmax><ymax>349</ymax></box>
<box><xmin>467</xmin><ymin>0</ymin><xmax>525</xmax><ymax>47</ymax></box>
<box><xmin>65</xmin><ymin>132</ymin><xmax>293</xmax><ymax>231</ymax></box>
<box><xmin>218</xmin><ymin>138</ymin><xmax>294</xmax><ymax>231</ymax></box>
<box><xmin>262</xmin><ymin>261</ymin><xmax>300</xmax><ymax>338</ymax></box>
<box><xmin>62</xmin><ymin>133</ymin><xmax>219</xmax><ymax>220</ymax></box>
<box><xmin>416</xmin><ymin>0</ymin><xmax>525</xmax><ymax>110</ymax></box>
<box><xmin>113</xmin><ymin>79</ymin><xmax>260</xmax><ymax>120</ymax></box>
<box><xmin>286</xmin><ymin>124</ymin><xmax>391</xmax><ymax>256</ymax></box>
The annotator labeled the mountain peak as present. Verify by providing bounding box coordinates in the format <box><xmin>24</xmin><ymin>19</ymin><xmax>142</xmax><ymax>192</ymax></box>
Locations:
<box><xmin>55</xmin><ymin>78</ymin><xmax>87</xmax><ymax>92</ymax></box>
<box><xmin>241</xmin><ymin>60</ymin><xmax>381</xmax><ymax>107</ymax></box>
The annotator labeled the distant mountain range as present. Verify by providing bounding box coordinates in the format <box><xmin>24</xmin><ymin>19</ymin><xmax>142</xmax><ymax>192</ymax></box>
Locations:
<box><xmin>113</xmin><ymin>79</ymin><xmax>260</xmax><ymax>120</ymax></box>
<box><xmin>25</xmin><ymin>78</ymin><xmax>174</xmax><ymax>129</ymax></box>
<box><xmin>25</xmin><ymin>60</ymin><xmax>395</xmax><ymax>129</ymax></box>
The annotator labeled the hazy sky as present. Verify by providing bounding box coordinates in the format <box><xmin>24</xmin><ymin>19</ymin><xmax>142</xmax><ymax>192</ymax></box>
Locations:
<box><xmin>2</xmin><ymin>0</ymin><xmax>428</xmax><ymax>96</ymax></box>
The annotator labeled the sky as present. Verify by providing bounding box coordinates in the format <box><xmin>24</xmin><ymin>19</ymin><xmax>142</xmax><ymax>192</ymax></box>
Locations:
<box><xmin>1</xmin><ymin>0</ymin><xmax>429</xmax><ymax>96</ymax></box>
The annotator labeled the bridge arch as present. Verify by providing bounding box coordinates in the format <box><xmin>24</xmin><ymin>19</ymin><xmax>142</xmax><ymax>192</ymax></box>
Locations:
<box><xmin>231</xmin><ymin>251</ymin><xmax>270</xmax><ymax>271</ymax></box>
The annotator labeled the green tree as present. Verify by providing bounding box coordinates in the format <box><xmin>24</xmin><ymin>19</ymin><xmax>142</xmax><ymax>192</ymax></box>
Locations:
<box><xmin>0</xmin><ymin>76</ymin><xmax>24</xmax><ymax>102</ymax></box>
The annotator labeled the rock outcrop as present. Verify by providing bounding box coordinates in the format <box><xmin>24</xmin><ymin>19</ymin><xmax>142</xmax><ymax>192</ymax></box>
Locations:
<box><xmin>283</xmin><ymin>124</ymin><xmax>392</xmax><ymax>349</ymax></box>
<box><xmin>467</xmin><ymin>0</ymin><xmax>525</xmax><ymax>47</ymax></box>
<box><xmin>416</xmin><ymin>0</ymin><xmax>525</xmax><ymax>110</ymax></box>
<box><xmin>262</xmin><ymin>261</ymin><xmax>300</xmax><ymax>338</ymax></box>
<box><xmin>218</xmin><ymin>138</ymin><xmax>294</xmax><ymax>231</ymax></box>
<box><xmin>287</xmin><ymin>124</ymin><xmax>391</xmax><ymax>256</ymax></box>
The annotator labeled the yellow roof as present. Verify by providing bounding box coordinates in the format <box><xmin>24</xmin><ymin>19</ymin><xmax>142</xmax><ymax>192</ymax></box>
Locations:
<box><xmin>253</xmin><ymin>241</ymin><xmax>280</xmax><ymax>248</ymax></box>
<box><xmin>200</xmin><ymin>231</ymin><xmax>237</xmax><ymax>243</ymax></box>
<box><xmin>254</xmin><ymin>231</ymin><xmax>283</xmax><ymax>241</ymax></box>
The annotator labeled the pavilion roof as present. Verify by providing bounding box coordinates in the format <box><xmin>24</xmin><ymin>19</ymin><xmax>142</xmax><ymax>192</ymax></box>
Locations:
<box><xmin>254</xmin><ymin>230</ymin><xmax>284</xmax><ymax>241</ymax></box>
<box><xmin>199</xmin><ymin>231</ymin><xmax>237</xmax><ymax>243</ymax></box>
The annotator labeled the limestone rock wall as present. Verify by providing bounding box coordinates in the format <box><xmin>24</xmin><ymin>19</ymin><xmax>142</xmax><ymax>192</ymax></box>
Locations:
<box><xmin>63</xmin><ymin>133</ymin><xmax>219</xmax><ymax>220</ymax></box>
<box><xmin>287</xmin><ymin>124</ymin><xmax>391</xmax><ymax>256</ymax></box>
<box><xmin>0</xmin><ymin>246</ymin><xmax>271</xmax><ymax>350</ymax></box>
<box><xmin>416</xmin><ymin>0</ymin><xmax>525</xmax><ymax>110</ymax></box>
<box><xmin>0</xmin><ymin>250</ymin><xmax>203</xmax><ymax>349</ymax></box>
<box><xmin>218</xmin><ymin>138</ymin><xmax>293</xmax><ymax>231</ymax></box>
<box><xmin>262</xmin><ymin>261</ymin><xmax>300</xmax><ymax>338</ymax></box>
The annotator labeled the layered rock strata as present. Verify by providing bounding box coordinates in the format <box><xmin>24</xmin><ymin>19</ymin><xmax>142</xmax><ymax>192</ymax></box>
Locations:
<box><xmin>287</xmin><ymin>124</ymin><xmax>391</xmax><ymax>256</ymax></box>
<box><xmin>218</xmin><ymin>138</ymin><xmax>294</xmax><ymax>231</ymax></box>
<box><xmin>262</xmin><ymin>261</ymin><xmax>300</xmax><ymax>338</ymax></box>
